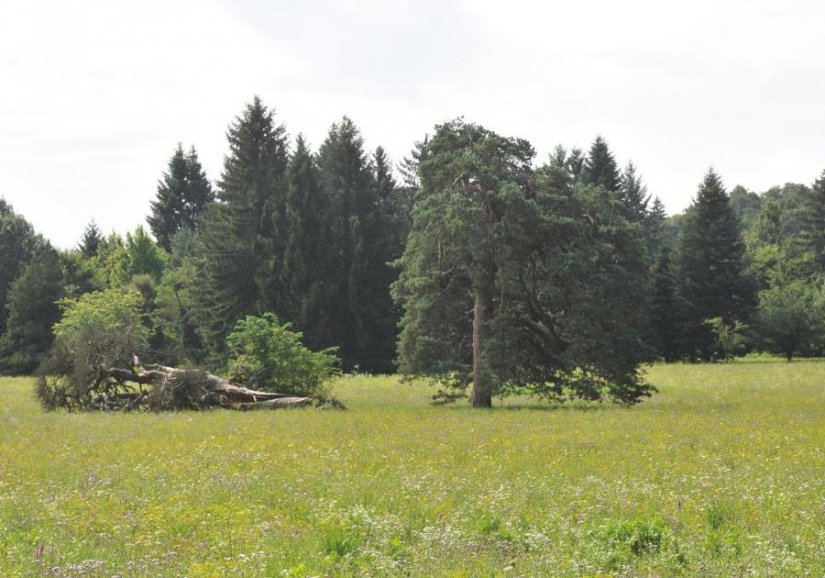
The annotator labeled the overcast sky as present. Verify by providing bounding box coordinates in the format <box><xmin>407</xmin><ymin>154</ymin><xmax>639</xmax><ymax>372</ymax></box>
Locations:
<box><xmin>2</xmin><ymin>0</ymin><xmax>825</xmax><ymax>248</ymax></box>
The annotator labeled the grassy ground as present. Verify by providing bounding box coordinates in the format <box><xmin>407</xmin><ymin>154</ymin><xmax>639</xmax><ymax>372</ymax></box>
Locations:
<box><xmin>2</xmin><ymin>362</ymin><xmax>825</xmax><ymax>577</ymax></box>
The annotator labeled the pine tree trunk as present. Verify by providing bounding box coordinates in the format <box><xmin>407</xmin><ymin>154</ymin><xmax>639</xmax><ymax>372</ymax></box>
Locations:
<box><xmin>471</xmin><ymin>285</ymin><xmax>493</xmax><ymax>408</ymax></box>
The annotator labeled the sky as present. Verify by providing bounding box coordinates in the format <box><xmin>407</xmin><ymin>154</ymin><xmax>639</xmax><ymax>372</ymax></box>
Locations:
<box><xmin>2</xmin><ymin>0</ymin><xmax>825</xmax><ymax>248</ymax></box>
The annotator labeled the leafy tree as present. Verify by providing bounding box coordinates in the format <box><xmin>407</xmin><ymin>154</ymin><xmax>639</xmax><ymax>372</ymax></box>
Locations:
<box><xmin>729</xmin><ymin>185</ymin><xmax>761</xmax><ymax>232</ymax></box>
<box><xmin>0</xmin><ymin>199</ymin><xmax>40</xmax><ymax>335</ymax></box>
<box><xmin>756</xmin><ymin>280</ymin><xmax>823</xmax><ymax>360</ymax></box>
<box><xmin>0</xmin><ymin>246</ymin><xmax>64</xmax><ymax>374</ymax></box>
<box><xmin>226</xmin><ymin>313</ymin><xmax>339</xmax><ymax>397</ymax></box>
<box><xmin>394</xmin><ymin>120</ymin><xmax>653</xmax><ymax>407</ymax></box>
<box><xmin>109</xmin><ymin>226</ymin><xmax>168</xmax><ymax>286</ymax></box>
<box><xmin>78</xmin><ymin>221</ymin><xmax>103</xmax><ymax>257</ymax></box>
<box><xmin>36</xmin><ymin>289</ymin><xmax>148</xmax><ymax>410</ymax></box>
<box><xmin>148</xmin><ymin>144</ymin><xmax>214</xmax><ymax>251</ymax></box>
<box><xmin>675</xmin><ymin>170</ymin><xmax>755</xmax><ymax>359</ymax></box>
<box><xmin>60</xmin><ymin>249</ymin><xmax>104</xmax><ymax>299</ymax></box>
<box><xmin>196</xmin><ymin>97</ymin><xmax>289</xmax><ymax>352</ymax></box>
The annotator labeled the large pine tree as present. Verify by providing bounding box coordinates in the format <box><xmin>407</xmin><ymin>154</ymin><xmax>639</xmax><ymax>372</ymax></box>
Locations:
<box><xmin>675</xmin><ymin>169</ymin><xmax>754</xmax><ymax>359</ymax></box>
<box><xmin>394</xmin><ymin>120</ymin><xmax>653</xmax><ymax>407</ymax></box>
<box><xmin>148</xmin><ymin>144</ymin><xmax>213</xmax><ymax>251</ymax></box>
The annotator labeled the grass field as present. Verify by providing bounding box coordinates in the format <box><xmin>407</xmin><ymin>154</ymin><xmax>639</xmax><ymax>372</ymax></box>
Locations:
<box><xmin>2</xmin><ymin>362</ymin><xmax>825</xmax><ymax>577</ymax></box>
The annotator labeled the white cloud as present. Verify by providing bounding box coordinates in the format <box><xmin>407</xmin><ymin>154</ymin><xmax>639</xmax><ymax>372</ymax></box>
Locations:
<box><xmin>2</xmin><ymin>0</ymin><xmax>825</xmax><ymax>246</ymax></box>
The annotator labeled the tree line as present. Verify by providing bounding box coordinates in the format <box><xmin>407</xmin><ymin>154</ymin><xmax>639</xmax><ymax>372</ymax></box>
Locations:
<box><xmin>2</xmin><ymin>96</ymin><xmax>825</xmax><ymax>406</ymax></box>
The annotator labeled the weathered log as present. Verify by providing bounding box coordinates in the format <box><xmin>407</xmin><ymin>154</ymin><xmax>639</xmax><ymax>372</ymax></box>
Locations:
<box><xmin>101</xmin><ymin>364</ymin><xmax>312</xmax><ymax>411</ymax></box>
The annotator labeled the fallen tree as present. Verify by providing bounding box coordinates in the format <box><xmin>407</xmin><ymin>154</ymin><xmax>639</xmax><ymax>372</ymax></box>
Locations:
<box><xmin>37</xmin><ymin>362</ymin><xmax>322</xmax><ymax>412</ymax></box>
<box><xmin>37</xmin><ymin>290</ymin><xmax>342</xmax><ymax>412</ymax></box>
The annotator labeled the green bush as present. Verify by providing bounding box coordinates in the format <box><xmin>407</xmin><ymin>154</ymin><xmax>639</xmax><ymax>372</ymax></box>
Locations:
<box><xmin>226</xmin><ymin>313</ymin><xmax>339</xmax><ymax>397</ymax></box>
<box><xmin>36</xmin><ymin>288</ymin><xmax>148</xmax><ymax>410</ymax></box>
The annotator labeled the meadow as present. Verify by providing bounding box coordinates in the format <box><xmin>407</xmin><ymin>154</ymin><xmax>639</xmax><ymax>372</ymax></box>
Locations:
<box><xmin>2</xmin><ymin>362</ymin><xmax>825</xmax><ymax>577</ymax></box>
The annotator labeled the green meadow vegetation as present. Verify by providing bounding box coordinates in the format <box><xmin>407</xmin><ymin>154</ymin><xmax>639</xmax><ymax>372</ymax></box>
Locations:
<box><xmin>3</xmin><ymin>360</ymin><xmax>825</xmax><ymax>577</ymax></box>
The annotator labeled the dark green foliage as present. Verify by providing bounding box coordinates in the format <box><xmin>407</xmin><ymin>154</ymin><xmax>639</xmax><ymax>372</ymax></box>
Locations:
<box><xmin>645</xmin><ymin>196</ymin><xmax>669</xmax><ymax>258</ymax></box>
<box><xmin>620</xmin><ymin>161</ymin><xmax>650</xmax><ymax>223</ymax></box>
<box><xmin>394</xmin><ymin>120</ymin><xmax>653</xmax><ymax>406</ymax></box>
<box><xmin>0</xmin><ymin>199</ymin><xmax>41</xmax><ymax>335</ymax></box>
<box><xmin>281</xmin><ymin>134</ymin><xmax>327</xmax><ymax>339</ymax></box>
<box><xmin>315</xmin><ymin>118</ymin><xmax>400</xmax><ymax>372</ymax></box>
<box><xmin>675</xmin><ymin>170</ymin><xmax>755</xmax><ymax>360</ymax></box>
<box><xmin>582</xmin><ymin>136</ymin><xmax>620</xmax><ymax>192</ymax></box>
<box><xmin>798</xmin><ymin>170</ymin><xmax>825</xmax><ymax>274</ymax></box>
<box><xmin>226</xmin><ymin>313</ymin><xmax>339</xmax><ymax>397</ymax></box>
<box><xmin>651</xmin><ymin>247</ymin><xmax>682</xmax><ymax>362</ymax></box>
<box><xmin>155</xmin><ymin>258</ymin><xmax>206</xmax><ymax>364</ymax></box>
<box><xmin>59</xmin><ymin>250</ymin><xmax>104</xmax><ymax>299</ymax></box>
<box><xmin>196</xmin><ymin>97</ymin><xmax>289</xmax><ymax>352</ymax></box>
<box><xmin>756</xmin><ymin>280</ymin><xmax>823</xmax><ymax>360</ymax></box>
<box><xmin>148</xmin><ymin>144</ymin><xmax>214</xmax><ymax>251</ymax></box>
<box><xmin>78</xmin><ymin>221</ymin><xmax>103</xmax><ymax>257</ymax></box>
<box><xmin>0</xmin><ymin>246</ymin><xmax>64</xmax><ymax>374</ymax></box>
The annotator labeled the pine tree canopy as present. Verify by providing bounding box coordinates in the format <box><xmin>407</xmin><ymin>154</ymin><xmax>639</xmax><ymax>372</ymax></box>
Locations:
<box><xmin>394</xmin><ymin>120</ymin><xmax>654</xmax><ymax>407</ymax></box>
<box><xmin>582</xmin><ymin>136</ymin><xmax>620</xmax><ymax>192</ymax></box>
<box><xmin>148</xmin><ymin>144</ymin><xmax>214</xmax><ymax>251</ymax></box>
<box><xmin>195</xmin><ymin>97</ymin><xmax>289</xmax><ymax>350</ymax></box>
<box><xmin>675</xmin><ymin>169</ymin><xmax>754</xmax><ymax>359</ymax></box>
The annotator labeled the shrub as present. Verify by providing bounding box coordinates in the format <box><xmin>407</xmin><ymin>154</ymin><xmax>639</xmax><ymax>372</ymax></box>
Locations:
<box><xmin>36</xmin><ymin>289</ymin><xmax>148</xmax><ymax>410</ymax></box>
<box><xmin>226</xmin><ymin>313</ymin><xmax>339</xmax><ymax>397</ymax></box>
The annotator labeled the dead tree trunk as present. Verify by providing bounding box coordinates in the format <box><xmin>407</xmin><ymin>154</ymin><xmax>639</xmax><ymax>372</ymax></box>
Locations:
<box><xmin>98</xmin><ymin>365</ymin><xmax>312</xmax><ymax>411</ymax></box>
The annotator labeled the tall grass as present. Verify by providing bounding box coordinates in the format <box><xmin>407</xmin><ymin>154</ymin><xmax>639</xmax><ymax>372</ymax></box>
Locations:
<box><xmin>1</xmin><ymin>362</ymin><xmax>825</xmax><ymax>576</ymax></box>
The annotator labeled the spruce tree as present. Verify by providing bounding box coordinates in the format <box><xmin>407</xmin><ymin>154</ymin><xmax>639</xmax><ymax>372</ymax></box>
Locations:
<box><xmin>79</xmin><ymin>221</ymin><xmax>103</xmax><ymax>257</ymax></box>
<box><xmin>316</xmin><ymin>117</ymin><xmax>395</xmax><ymax>371</ymax></box>
<box><xmin>148</xmin><ymin>144</ymin><xmax>213</xmax><ymax>251</ymax></box>
<box><xmin>196</xmin><ymin>97</ymin><xmax>289</xmax><ymax>353</ymax></box>
<box><xmin>645</xmin><ymin>196</ymin><xmax>668</xmax><ymax>258</ymax></box>
<box><xmin>582</xmin><ymin>136</ymin><xmax>620</xmax><ymax>192</ymax></box>
<box><xmin>281</xmin><ymin>135</ymin><xmax>327</xmax><ymax>340</ymax></box>
<box><xmin>620</xmin><ymin>161</ymin><xmax>650</xmax><ymax>223</ymax></box>
<box><xmin>650</xmin><ymin>247</ymin><xmax>681</xmax><ymax>361</ymax></box>
<box><xmin>798</xmin><ymin>169</ymin><xmax>825</xmax><ymax>273</ymax></box>
<box><xmin>675</xmin><ymin>169</ymin><xmax>754</xmax><ymax>359</ymax></box>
